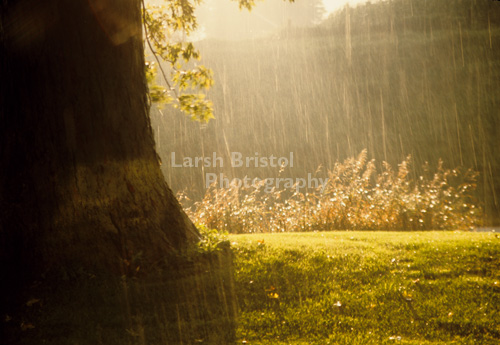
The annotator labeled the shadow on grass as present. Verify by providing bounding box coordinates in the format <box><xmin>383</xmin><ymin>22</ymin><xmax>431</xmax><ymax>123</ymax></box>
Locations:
<box><xmin>2</xmin><ymin>245</ymin><xmax>236</xmax><ymax>345</ymax></box>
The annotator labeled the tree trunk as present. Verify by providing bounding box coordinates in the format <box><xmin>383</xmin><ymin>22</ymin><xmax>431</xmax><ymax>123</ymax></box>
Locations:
<box><xmin>0</xmin><ymin>0</ymin><xmax>199</xmax><ymax>305</ymax></box>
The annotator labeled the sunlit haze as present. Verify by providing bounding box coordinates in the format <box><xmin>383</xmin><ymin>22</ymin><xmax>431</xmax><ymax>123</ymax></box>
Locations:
<box><xmin>148</xmin><ymin>0</ymin><xmax>371</xmax><ymax>40</ymax></box>
<box><xmin>191</xmin><ymin>0</ymin><xmax>370</xmax><ymax>40</ymax></box>
<box><xmin>323</xmin><ymin>0</ymin><xmax>368</xmax><ymax>12</ymax></box>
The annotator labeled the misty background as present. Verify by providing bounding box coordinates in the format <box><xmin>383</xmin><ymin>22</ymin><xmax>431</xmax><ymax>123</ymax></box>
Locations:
<box><xmin>148</xmin><ymin>0</ymin><xmax>500</xmax><ymax>225</ymax></box>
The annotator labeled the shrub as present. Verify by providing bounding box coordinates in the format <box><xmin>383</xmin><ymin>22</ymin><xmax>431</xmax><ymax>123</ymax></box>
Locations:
<box><xmin>179</xmin><ymin>150</ymin><xmax>482</xmax><ymax>232</ymax></box>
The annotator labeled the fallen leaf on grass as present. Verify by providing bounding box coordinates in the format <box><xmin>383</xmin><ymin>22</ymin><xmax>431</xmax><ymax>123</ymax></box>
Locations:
<box><xmin>26</xmin><ymin>298</ymin><xmax>40</xmax><ymax>307</ymax></box>
<box><xmin>21</xmin><ymin>322</ymin><xmax>35</xmax><ymax>331</ymax></box>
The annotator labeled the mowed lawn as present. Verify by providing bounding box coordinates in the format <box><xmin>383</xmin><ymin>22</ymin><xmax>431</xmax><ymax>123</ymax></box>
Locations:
<box><xmin>229</xmin><ymin>231</ymin><xmax>500</xmax><ymax>344</ymax></box>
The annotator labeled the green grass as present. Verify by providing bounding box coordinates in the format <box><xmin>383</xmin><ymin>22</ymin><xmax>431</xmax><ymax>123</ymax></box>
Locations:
<box><xmin>230</xmin><ymin>231</ymin><xmax>500</xmax><ymax>344</ymax></box>
<box><xmin>7</xmin><ymin>231</ymin><xmax>499</xmax><ymax>344</ymax></box>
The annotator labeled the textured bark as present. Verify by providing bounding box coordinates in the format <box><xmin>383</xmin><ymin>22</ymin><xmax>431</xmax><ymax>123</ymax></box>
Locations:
<box><xmin>0</xmin><ymin>0</ymin><xmax>199</xmax><ymax>302</ymax></box>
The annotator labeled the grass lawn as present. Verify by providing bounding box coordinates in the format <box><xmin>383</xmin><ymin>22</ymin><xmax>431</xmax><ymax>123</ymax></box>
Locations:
<box><xmin>229</xmin><ymin>231</ymin><xmax>500</xmax><ymax>344</ymax></box>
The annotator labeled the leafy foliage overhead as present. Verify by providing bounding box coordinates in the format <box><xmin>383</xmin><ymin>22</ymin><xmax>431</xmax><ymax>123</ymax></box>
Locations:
<box><xmin>143</xmin><ymin>0</ymin><xmax>214</xmax><ymax>122</ymax></box>
<box><xmin>142</xmin><ymin>0</ymin><xmax>295</xmax><ymax>122</ymax></box>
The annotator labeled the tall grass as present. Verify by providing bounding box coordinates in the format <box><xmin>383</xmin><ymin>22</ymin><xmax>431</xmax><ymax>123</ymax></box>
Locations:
<box><xmin>180</xmin><ymin>150</ymin><xmax>482</xmax><ymax>232</ymax></box>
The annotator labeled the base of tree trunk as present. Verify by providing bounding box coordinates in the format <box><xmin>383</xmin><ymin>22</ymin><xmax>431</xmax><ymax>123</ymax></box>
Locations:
<box><xmin>1</xmin><ymin>244</ymin><xmax>237</xmax><ymax>345</ymax></box>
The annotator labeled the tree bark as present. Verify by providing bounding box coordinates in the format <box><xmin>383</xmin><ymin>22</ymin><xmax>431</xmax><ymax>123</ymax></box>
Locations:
<box><xmin>0</xmin><ymin>0</ymin><xmax>199</xmax><ymax>304</ymax></box>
